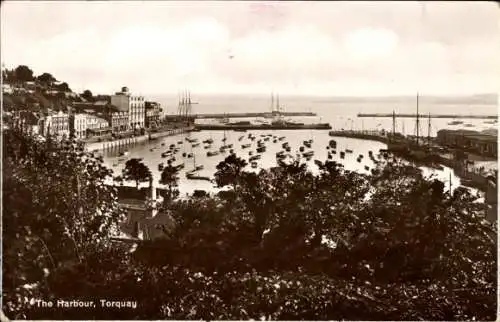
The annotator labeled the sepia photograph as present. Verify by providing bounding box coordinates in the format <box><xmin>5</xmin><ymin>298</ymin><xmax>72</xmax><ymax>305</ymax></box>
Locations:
<box><xmin>1</xmin><ymin>1</ymin><xmax>498</xmax><ymax>320</ymax></box>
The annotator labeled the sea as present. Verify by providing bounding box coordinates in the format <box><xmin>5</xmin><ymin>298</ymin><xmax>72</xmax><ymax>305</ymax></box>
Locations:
<box><xmin>102</xmin><ymin>94</ymin><xmax>498</xmax><ymax>197</ymax></box>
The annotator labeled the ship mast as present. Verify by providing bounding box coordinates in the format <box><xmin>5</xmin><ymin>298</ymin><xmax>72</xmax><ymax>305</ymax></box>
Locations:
<box><xmin>392</xmin><ymin>110</ymin><xmax>396</xmax><ymax>141</ymax></box>
<box><xmin>271</xmin><ymin>92</ymin><xmax>274</xmax><ymax>113</ymax></box>
<box><xmin>427</xmin><ymin>111</ymin><xmax>431</xmax><ymax>149</ymax></box>
<box><xmin>416</xmin><ymin>92</ymin><xmax>420</xmax><ymax>146</ymax></box>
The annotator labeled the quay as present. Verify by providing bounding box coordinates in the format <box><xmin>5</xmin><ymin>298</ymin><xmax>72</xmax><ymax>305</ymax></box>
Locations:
<box><xmin>84</xmin><ymin>126</ymin><xmax>195</xmax><ymax>152</ymax></box>
<box><xmin>357</xmin><ymin>113</ymin><xmax>497</xmax><ymax>119</ymax></box>
<box><xmin>192</xmin><ymin>112</ymin><xmax>316</xmax><ymax>119</ymax></box>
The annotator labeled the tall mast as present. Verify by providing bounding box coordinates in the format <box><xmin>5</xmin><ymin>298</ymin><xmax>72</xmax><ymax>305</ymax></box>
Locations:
<box><xmin>271</xmin><ymin>92</ymin><xmax>274</xmax><ymax>113</ymax></box>
<box><xmin>276</xmin><ymin>94</ymin><xmax>280</xmax><ymax>113</ymax></box>
<box><xmin>416</xmin><ymin>92</ymin><xmax>420</xmax><ymax>145</ymax></box>
<box><xmin>427</xmin><ymin>112</ymin><xmax>431</xmax><ymax>148</ymax></box>
<box><xmin>392</xmin><ymin>110</ymin><xmax>396</xmax><ymax>140</ymax></box>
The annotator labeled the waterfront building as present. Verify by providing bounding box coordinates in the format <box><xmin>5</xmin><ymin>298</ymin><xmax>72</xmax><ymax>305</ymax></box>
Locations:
<box><xmin>44</xmin><ymin>111</ymin><xmax>70</xmax><ymax>138</ymax></box>
<box><xmin>72</xmin><ymin>101</ymin><xmax>129</xmax><ymax>134</ymax></box>
<box><xmin>69</xmin><ymin>113</ymin><xmax>88</xmax><ymax>139</ymax></box>
<box><xmin>145</xmin><ymin>101</ymin><xmax>161</xmax><ymax>128</ymax></box>
<box><xmin>111</xmin><ymin>87</ymin><xmax>145</xmax><ymax>130</ymax></box>
<box><xmin>16</xmin><ymin>111</ymin><xmax>42</xmax><ymax>135</ymax></box>
<box><xmin>85</xmin><ymin>113</ymin><xmax>111</xmax><ymax>138</ymax></box>
<box><xmin>437</xmin><ymin>129</ymin><xmax>497</xmax><ymax>158</ymax></box>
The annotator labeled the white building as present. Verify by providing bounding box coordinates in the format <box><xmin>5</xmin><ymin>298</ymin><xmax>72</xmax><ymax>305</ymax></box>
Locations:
<box><xmin>44</xmin><ymin>111</ymin><xmax>70</xmax><ymax>138</ymax></box>
<box><xmin>111</xmin><ymin>86</ymin><xmax>145</xmax><ymax>130</ymax></box>
<box><xmin>71</xmin><ymin>113</ymin><xmax>88</xmax><ymax>139</ymax></box>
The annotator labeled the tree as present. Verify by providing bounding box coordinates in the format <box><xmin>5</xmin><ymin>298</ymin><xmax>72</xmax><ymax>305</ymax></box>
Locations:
<box><xmin>81</xmin><ymin>89</ymin><xmax>93</xmax><ymax>101</ymax></box>
<box><xmin>2</xmin><ymin>128</ymin><xmax>125</xmax><ymax>319</ymax></box>
<box><xmin>14</xmin><ymin>65</ymin><xmax>34</xmax><ymax>82</ymax></box>
<box><xmin>214</xmin><ymin>154</ymin><xmax>248</xmax><ymax>189</ymax></box>
<box><xmin>36</xmin><ymin>72</ymin><xmax>57</xmax><ymax>86</ymax></box>
<box><xmin>55</xmin><ymin>82</ymin><xmax>71</xmax><ymax>93</ymax></box>
<box><xmin>122</xmin><ymin>158</ymin><xmax>152</xmax><ymax>189</ymax></box>
<box><xmin>159</xmin><ymin>165</ymin><xmax>179</xmax><ymax>202</ymax></box>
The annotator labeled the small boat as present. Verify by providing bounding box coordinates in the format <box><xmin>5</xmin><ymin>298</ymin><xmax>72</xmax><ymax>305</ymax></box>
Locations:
<box><xmin>219</xmin><ymin>147</ymin><xmax>226</xmax><ymax>153</ymax></box>
<box><xmin>346</xmin><ymin>149</ymin><xmax>353</xmax><ymax>153</ymax></box>
<box><xmin>329</xmin><ymin>140</ymin><xmax>337</xmax><ymax>148</ymax></box>
<box><xmin>192</xmin><ymin>143</ymin><xmax>200</xmax><ymax>147</ymax></box>
<box><xmin>249</xmin><ymin>151</ymin><xmax>253</xmax><ymax>156</ymax></box>
<box><xmin>257</xmin><ymin>146</ymin><xmax>266</xmax><ymax>153</ymax></box>
<box><xmin>251</xmin><ymin>161</ymin><xmax>258</xmax><ymax>168</ymax></box>
<box><xmin>161</xmin><ymin>152</ymin><xmax>168</xmax><ymax>158</ymax></box>
<box><xmin>282</xmin><ymin>143</ymin><xmax>289</xmax><ymax>149</ymax></box>
<box><xmin>250</xmin><ymin>155</ymin><xmax>261</xmax><ymax>161</ymax></box>
<box><xmin>182</xmin><ymin>152</ymin><xmax>187</xmax><ymax>157</ymax></box>
<box><xmin>118</xmin><ymin>151</ymin><xmax>129</xmax><ymax>157</ymax></box>
<box><xmin>238</xmin><ymin>136</ymin><xmax>245</xmax><ymax>141</ymax></box>
<box><xmin>177</xmin><ymin>141</ymin><xmax>183</xmax><ymax>144</ymax></box>
<box><xmin>195</xmin><ymin>165</ymin><xmax>204</xmax><ymax>171</ymax></box>
<box><xmin>285</xmin><ymin>147</ymin><xmax>291</xmax><ymax>152</ymax></box>
<box><xmin>364</xmin><ymin>166</ymin><xmax>370</xmax><ymax>171</ymax></box>
<box><xmin>448</xmin><ymin>120</ymin><xmax>463</xmax><ymax>125</ymax></box>
<box><xmin>187</xmin><ymin>153</ymin><xmax>193</xmax><ymax>158</ymax></box>
<box><xmin>207</xmin><ymin>151</ymin><xmax>219</xmax><ymax>157</ymax></box>
<box><xmin>203</xmin><ymin>139</ymin><xmax>214</xmax><ymax>144</ymax></box>
<box><xmin>357</xmin><ymin>158</ymin><xmax>361</xmax><ymax>163</ymax></box>
<box><xmin>112</xmin><ymin>163</ymin><xmax>118</xmax><ymax>167</ymax></box>
<box><xmin>170</xmin><ymin>144</ymin><xmax>175</xmax><ymax>149</ymax></box>
<box><xmin>303</xmin><ymin>141</ymin><xmax>312</xmax><ymax>148</ymax></box>
<box><xmin>299</xmin><ymin>146</ymin><xmax>305</xmax><ymax>152</ymax></box>
<box><xmin>358</xmin><ymin>154</ymin><xmax>363</xmax><ymax>158</ymax></box>
<box><xmin>273</xmin><ymin>140</ymin><xmax>277</xmax><ymax>143</ymax></box>
<box><xmin>264</xmin><ymin>137</ymin><xmax>270</xmax><ymax>142</ymax></box>
<box><xmin>204</xmin><ymin>146</ymin><xmax>210</xmax><ymax>149</ymax></box>
<box><xmin>161</xmin><ymin>143</ymin><xmax>165</xmax><ymax>146</ymax></box>
<box><xmin>328</xmin><ymin>154</ymin><xmax>332</xmax><ymax>160</ymax></box>
<box><xmin>158</xmin><ymin>163</ymin><xmax>164</xmax><ymax>171</ymax></box>
<box><xmin>278</xmin><ymin>136</ymin><xmax>285</xmax><ymax>141</ymax></box>
<box><xmin>464</xmin><ymin>124</ymin><xmax>474</xmax><ymax>127</ymax></box>
<box><xmin>150</xmin><ymin>148</ymin><xmax>155</xmax><ymax>152</ymax></box>
<box><xmin>303</xmin><ymin>151</ymin><xmax>314</xmax><ymax>158</ymax></box>
<box><xmin>227</xmin><ymin>144</ymin><xmax>233</xmax><ymax>148</ymax></box>
<box><xmin>242</xmin><ymin>144</ymin><xmax>251</xmax><ymax>149</ymax></box>
<box><xmin>332</xmin><ymin>150</ymin><xmax>336</xmax><ymax>154</ymax></box>
<box><xmin>340</xmin><ymin>151</ymin><xmax>345</xmax><ymax>159</ymax></box>
<box><xmin>230</xmin><ymin>149</ymin><xmax>234</xmax><ymax>154</ymax></box>
<box><xmin>175</xmin><ymin>163</ymin><xmax>185</xmax><ymax>170</ymax></box>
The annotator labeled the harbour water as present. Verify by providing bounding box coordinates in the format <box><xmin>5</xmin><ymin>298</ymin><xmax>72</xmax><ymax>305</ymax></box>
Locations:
<box><xmin>102</xmin><ymin>129</ymin><xmax>466</xmax><ymax>197</ymax></box>
<box><xmin>102</xmin><ymin>95</ymin><xmax>496</xmax><ymax>197</ymax></box>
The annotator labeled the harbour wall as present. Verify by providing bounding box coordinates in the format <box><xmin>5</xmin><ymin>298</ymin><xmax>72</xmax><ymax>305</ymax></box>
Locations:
<box><xmin>84</xmin><ymin>126</ymin><xmax>194</xmax><ymax>152</ymax></box>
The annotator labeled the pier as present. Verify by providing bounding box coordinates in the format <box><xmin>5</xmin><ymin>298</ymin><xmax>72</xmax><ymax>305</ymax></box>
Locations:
<box><xmin>358</xmin><ymin>113</ymin><xmax>497</xmax><ymax>119</ymax></box>
<box><xmin>192</xmin><ymin>112</ymin><xmax>316</xmax><ymax>119</ymax></box>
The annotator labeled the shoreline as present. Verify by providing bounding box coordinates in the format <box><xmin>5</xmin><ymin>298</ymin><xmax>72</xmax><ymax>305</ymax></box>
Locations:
<box><xmin>84</xmin><ymin>126</ymin><xmax>195</xmax><ymax>151</ymax></box>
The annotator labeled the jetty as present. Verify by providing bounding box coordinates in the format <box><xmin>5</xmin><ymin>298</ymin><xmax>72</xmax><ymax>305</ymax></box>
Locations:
<box><xmin>192</xmin><ymin>112</ymin><xmax>316</xmax><ymax>119</ymax></box>
<box><xmin>358</xmin><ymin>113</ymin><xmax>497</xmax><ymax>119</ymax></box>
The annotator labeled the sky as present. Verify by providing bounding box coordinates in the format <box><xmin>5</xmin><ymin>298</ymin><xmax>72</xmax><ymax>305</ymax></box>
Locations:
<box><xmin>1</xmin><ymin>1</ymin><xmax>499</xmax><ymax>96</ymax></box>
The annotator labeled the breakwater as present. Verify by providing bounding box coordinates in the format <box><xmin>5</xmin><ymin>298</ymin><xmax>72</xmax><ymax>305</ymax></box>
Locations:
<box><xmin>84</xmin><ymin>126</ymin><xmax>194</xmax><ymax>152</ymax></box>
<box><xmin>358</xmin><ymin>113</ymin><xmax>498</xmax><ymax>119</ymax></box>
<box><xmin>192</xmin><ymin>112</ymin><xmax>316</xmax><ymax>119</ymax></box>
<box><xmin>195</xmin><ymin>123</ymin><xmax>332</xmax><ymax>131</ymax></box>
